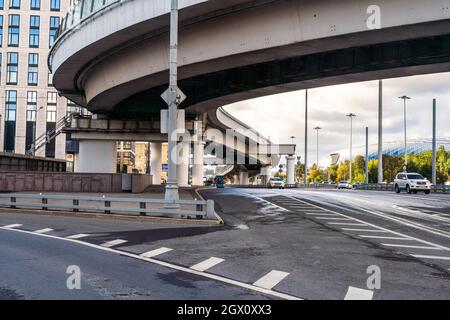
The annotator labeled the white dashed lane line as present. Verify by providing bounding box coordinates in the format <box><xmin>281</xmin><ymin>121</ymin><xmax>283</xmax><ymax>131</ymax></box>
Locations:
<box><xmin>359</xmin><ymin>235</ymin><xmax>414</xmax><ymax>241</ymax></box>
<box><xmin>342</xmin><ymin>228</ymin><xmax>389</xmax><ymax>233</ymax></box>
<box><xmin>316</xmin><ymin>217</ymin><xmax>352</xmax><ymax>221</ymax></box>
<box><xmin>344</xmin><ymin>287</ymin><xmax>374</xmax><ymax>300</ymax></box>
<box><xmin>381</xmin><ymin>244</ymin><xmax>443</xmax><ymax>250</ymax></box>
<box><xmin>3</xmin><ymin>224</ymin><xmax>22</xmax><ymax>229</ymax></box>
<box><xmin>253</xmin><ymin>270</ymin><xmax>290</xmax><ymax>290</ymax></box>
<box><xmin>101</xmin><ymin>239</ymin><xmax>128</xmax><ymax>248</ymax></box>
<box><xmin>411</xmin><ymin>255</ymin><xmax>450</xmax><ymax>261</ymax></box>
<box><xmin>328</xmin><ymin>223</ymin><xmax>368</xmax><ymax>227</ymax></box>
<box><xmin>305</xmin><ymin>213</ymin><xmax>336</xmax><ymax>216</ymax></box>
<box><xmin>140</xmin><ymin>247</ymin><xmax>173</xmax><ymax>258</ymax></box>
<box><xmin>34</xmin><ymin>228</ymin><xmax>54</xmax><ymax>234</ymax></box>
<box><xmin>190</xmin><ymin>257</ymin><xmax>225</xmax><ymax>272</ymax></box>
<box><xmin>66</xmin><ymin>234</ymin><xmax>90</xmax><ymax>239</ymax></box>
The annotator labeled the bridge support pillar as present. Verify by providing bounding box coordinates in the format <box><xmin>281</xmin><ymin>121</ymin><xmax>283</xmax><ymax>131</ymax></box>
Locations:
<box><xmin>260</xmin><ymin>166</ymin><xmax>272</xmax><ymax>186</ymax></box>
<box><xmin>239</xmin><ymin>172</ymin><xmax>249</xmax><ymax>185</ymax></box>
<box><xmin>286</xmin><ymin>156</ymin><xmax>296</xmax><ymax>185</ymax></box>
<box><xmin>77</xmin><ymin>140</ymin><xmax>117</xmax><ymax>173</ymax></box>
<box><xmin>150</xmin><ymin>142</ymin><xmax>162</xmax><ymax>185</ymax></box>
<box><xmin>177</xmin><ymin>140</ymin><xmax>190</xmax><ymax>187</ymax></box>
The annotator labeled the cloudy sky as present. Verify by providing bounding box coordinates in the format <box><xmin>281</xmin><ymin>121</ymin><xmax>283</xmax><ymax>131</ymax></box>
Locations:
<box><xmin>224</xmin><ymin>72</ymin><xmax>450</xmax><ymax>167</ymax></box>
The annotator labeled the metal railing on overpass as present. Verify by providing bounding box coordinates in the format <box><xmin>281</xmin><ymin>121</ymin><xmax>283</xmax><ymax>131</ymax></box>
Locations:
<box><xmin>0</xmin><ymin>194</ymin><xmax>216</xmax><ymax>220</ymax></box>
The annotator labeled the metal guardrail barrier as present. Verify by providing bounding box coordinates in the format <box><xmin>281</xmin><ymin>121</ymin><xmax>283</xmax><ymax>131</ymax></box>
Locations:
<box><xmin>0</xmin><ymin>194</ymin><xmax>216</xmax><ymax>220</ymax></box>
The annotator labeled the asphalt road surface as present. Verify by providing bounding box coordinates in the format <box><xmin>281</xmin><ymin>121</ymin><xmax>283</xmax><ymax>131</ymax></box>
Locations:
<box><xmin>1</xmin><ymin>188</ymin><xmax>449</xmax><ymax>300</ymax></box>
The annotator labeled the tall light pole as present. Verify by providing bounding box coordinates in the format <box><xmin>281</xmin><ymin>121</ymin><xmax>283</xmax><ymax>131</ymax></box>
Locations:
<box><xmin>399</xmin><ymin>95</ymin><xmax>411</xmax><ymax>171</ymax></box>
<box><xmin>432</xmin><ymin>99</ymin><xmax>437</xmax><ymax>186</ymax></box>
<box><xmin>313</xmin><ymin>127</ymin><xmax>321</xmax><ymax>167</ymax></box>
<box><xmin>346</xmin><ymin>113</ymin><xmax>356</xmax><ymax>183</ymax></box>
<box><xmin>162</xmin><ymin>0</ymin><xmax>186</xmax><ymax>208</ymax></box>
<box><xmin>304</xmin><ymin>90</ymin><xmax>308</xmax><ymax>185</ymax></box>
<box><xmin>378</xmin><ymin>80</ymin><xmax>383</xmax><ymax>184</ymax></box>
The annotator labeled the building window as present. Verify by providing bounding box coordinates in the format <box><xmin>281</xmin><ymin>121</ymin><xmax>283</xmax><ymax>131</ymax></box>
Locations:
<box><xmin>30</xmin><ymin>0</ymin><xmax>40</xmax><ymax>10</ymax></box>
<box><xmin>48</xmin><ymin>71</ymin><xmax>53</xmax><ymax>86</ymax></box>
<box><xmin>8</xmin><ymin>14</ymin><xmax>20</xmax><ymax>47</ymax></box>
<box><xmin>0</xmin><ymin>0</ymin><xmax>4</xmax><ymax>9</ymax></box>
<box><xmin>50</xmin><ymin>0</ymin><xmax>60</xmax><ymax>11</ymax></box>
<box><xmin>0</xmin><ymin>53</ymin><xmax>2</xmax><ymax>83</ymax></box>
<box><xmin>7</xmin><ymin>52</ymin><xmax>18</xmax><ymax>84</ymax></box>
<box><xmin>6</xmin><ymin>90</ymin><xmax>17</xmax><ymax>121</ymax></box>
<box><xmin>0</xmin><ymin>15</ymin><xmax>3</xmax><ymax>47</ymax></box>
<box><xmin>28</xmin><ymin>53</ymin><xmax>39</xmax><ymax>85</ymax></box>
<box><xmin>49</xmin><ymin>16</ymin><xmax>59</xmax><ymax>47</ymax></box>
<box><xmin>29</xmin><ymin>15</ymin><xmax>40</xmax><ymax>47</ymax></box>
<box><xmin>27</xmin><ymin>91</ymin><xmax>37</xmax><ymax>121</ymax></box>
<box><xmin>47</xmin><ymin>92</ymin><xmax>57</xmax><ymax>122</ymax></box>
<box><xmin>9</xmin><ymin>0</ymin><xmax>20</xmax><ymax>9</ymax></box>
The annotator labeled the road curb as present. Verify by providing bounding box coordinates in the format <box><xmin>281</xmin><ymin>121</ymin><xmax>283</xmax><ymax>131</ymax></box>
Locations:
<box><xmin>194</xmin><ymin>186</ymin><xmax>225</xmax><ymax>225</ymax></box>
<box><xmin>0</xmin><ymin>207</ymin><xmax>222</xmax><ymax>226</ymax></box>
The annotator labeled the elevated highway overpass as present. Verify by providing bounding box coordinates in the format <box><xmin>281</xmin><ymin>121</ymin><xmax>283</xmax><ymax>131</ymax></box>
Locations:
<box><xmin>50</xmin><ymin>0</ymin><xmax>450</xmax><ymax>185</ymax></box>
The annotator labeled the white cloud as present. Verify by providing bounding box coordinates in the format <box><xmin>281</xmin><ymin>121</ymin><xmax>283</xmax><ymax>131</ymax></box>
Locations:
<box><xmin>224</xmin><ymin>72</ymin><xmax>450</xmax><ymax>167</ymax></box>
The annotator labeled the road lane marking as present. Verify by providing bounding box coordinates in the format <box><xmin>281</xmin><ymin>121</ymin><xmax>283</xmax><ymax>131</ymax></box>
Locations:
<box><xmin>140</xmin><ymin>247</ymin><xmax>173</xmax><ymax>258</ymax></box>
<box><xmin>101</xmin><ymin>239</ymin><xmax>128</xmax><ymax>248</ymax></box>
<box><xmin>359</xmin><ymin>235</ymin><xmax>414</xmax><ymax>241</ymax></box>
<box><xmin>66</xmin><ymin>234</ymin><xmax>89</xmax><ymax>239</ymax></box>
<box><xmin>190</xmin><ymin>257</ymin><xmax>225</xmax><ymax>272</ymax></box>
<box><xmin>344</xmin><ymin>287</ymin><xmax>374</xmax><ymax>300</ymax></box>
<box><xmin>305</xmin><ymin>213</ymin><xmax>336</xmax><ymax>216</ymax></box>
<box><xmin>411</xmin><ymin>255</ymin><xmax>450</xmax><ymax>261</ymax></box>
<box><xmin>342</xmin><ymin>229</ymin><xmax>389</xmax><ymax>233</ymax></box>
<box><xmin>253</xmin><ymin>270</ymin><xmax>290</xmax><ymax>290</ymax></box>
<box><xmin>283</xmin><ymin>196</ymin><xmax>450</xmax><ymax>251</ymax></box>
<box><xmin>316</xmin><ymin>217</ymin><xmax>353</xmax><ymax>221</ymax></box>
<box><xmin>328</xmin><ymin>223</ymin><xmax>368</xmax><ymax>226</ymax></box>
<box><xmin>0</xmin><ymin>226</ymin><xmax>302</xmax><ymax>300</ymax></box>
<box><xmin>34</xmin><ymin>228</ymin><xmax>54</xmax><ymax>234</ymax></box>
<box><xmin>3</xmin><ymin>224</ymin><xmax>22</xmax><ymax>229</ymax></box>
<box><xmin>381</xmin><ymin>244</ymin><xmax>442</xmax><ymax>250</ymax></box>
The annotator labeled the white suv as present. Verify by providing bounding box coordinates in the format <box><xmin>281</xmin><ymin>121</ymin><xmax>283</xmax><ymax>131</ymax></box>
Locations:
<box><xmin>394</xmin><ymin>173</ymin><xmax>431</xmax><ymax>194</ymax></box>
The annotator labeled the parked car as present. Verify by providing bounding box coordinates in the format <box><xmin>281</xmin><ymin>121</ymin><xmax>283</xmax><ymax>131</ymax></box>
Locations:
<box><xmin>394</xmin><ymin>172</ymin><xmax>431</xmax><ymax>194</ymax></box>
<box><xmin>337</xmin><ymin>180</ymin><xmax>353</xmax><ymax>189</ymax></box>
<box><xmin>267</xmin><ymin>177</ymin><xmax>285</xmax><ymax>189</ymax></box>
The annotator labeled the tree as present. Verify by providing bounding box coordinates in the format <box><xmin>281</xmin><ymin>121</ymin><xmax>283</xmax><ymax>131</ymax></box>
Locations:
<box><xmin>307</xmin><ymin>164</ymin><xmax>326</xmax><ymax>183</ymax></box>
<box><xmin>337</xmin><ymin>161</ymin><xmax>350</xmax><ymax>182</ymax></box>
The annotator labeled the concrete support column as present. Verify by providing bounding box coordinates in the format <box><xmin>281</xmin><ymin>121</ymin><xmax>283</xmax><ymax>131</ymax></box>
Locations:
<box><xmin>78</xmin><ymin>140</ymin><xmax>117</xmax><ymax>173</ymax></box>
<box><xmin>150</xmin><ymin>142</ymin><xmax>162</xmax><ymax>185</ymax></box>
<box><xmin>240</xmin><ymin>172</ymin><xmax>249</xmax><ymax>185</ymax></box>
<box><xmin>286</xmin><ymin>156</ymin><xmax>296</xmax><ymax>185</ymax></box>
<box><xmin>260</xmin><ymin>166</ymin><xmax>272</xmax><ymax>185</ymax></box>
<box><xmin>177</xmin><ymin>140</ymin><xmax>190</xmax><ymax>187</ymax></box>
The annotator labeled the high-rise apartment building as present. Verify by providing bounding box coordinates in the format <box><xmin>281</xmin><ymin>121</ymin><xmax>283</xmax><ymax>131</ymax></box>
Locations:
<box><xmin>0</xmin><ymin>0</ymin><xmax>76</xmax><ymax>160</ymax></box>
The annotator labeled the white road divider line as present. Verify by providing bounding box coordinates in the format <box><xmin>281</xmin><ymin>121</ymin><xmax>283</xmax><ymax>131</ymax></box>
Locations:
<box><xmin>66</xmin><ymin>234</ymin><xmax>89</xmax><ymax>239</ymax></box>
<box><xmin>34</xmin><ymin>228</ymin><xmax>53</xmax><ymax>234</ymax></box>
<box><xmin>0</xmin><ymin>226</ymin><xmax>302</xmax><ymax>300</ymax></box>
<box><xmin>411</xmin><ymin>255</ymin><xmax>450</xmax><ymax>261</ymax></box>
<box><xmin>328</xmin><ymin>223</ymin><xmax>367</xmax><ymax>227</ymax></box>
<box><xmin>305</xmin><ymin>213</ymin><xmax>336</xmax><ymax>216</ymax></box>
<box><xmin>359</xmin><ymin>235</ymin><xmax>414</xmax><ymax>241</ymax></box>
<box><xmin>190</xmin><ymin>257</ymin><xmax>225</xmax><ymax>272</ymax></box>
<box><xmin>101</xmin><ymin>239</ymin><xmax>128</xmax><ymax>248</ymax></box>
<box><xmin>3</xmin><ymin>224</ymin><xmax>22</xmax><ymax>229</ymax></box>
<box><xmin>382</xmin><ymin>244</ymin><xmax>442</xmax><ymax>250</ymax></box>
<box><xmin>344</xmin><ymin>287</ymin><xmax>374</xmax><ymax>300</ymax></box>
<box><xmin>342</xmin><ymin>228</ymin><xmax>389</xmax><ymax>233</ymax></box>
<box><xmin>316</xmin><ymin>217</ymin><xmax>352</xmax><ymax>221</ymax></box>
<box><xmin>253</xmin><ymin>270</ymin><xmax>290</xmax><ymax>290</ymax></box>
<box><xmin>140</xmin><ymin>247</ymin><xmax>173</xmax><ymax>258</ymax></box>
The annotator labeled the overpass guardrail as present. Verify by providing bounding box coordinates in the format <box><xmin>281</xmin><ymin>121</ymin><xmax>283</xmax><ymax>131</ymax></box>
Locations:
<box><xmin>0</xmin><ymin>194</ymin><xmax>216</xmax><ymax>220</ymax></box>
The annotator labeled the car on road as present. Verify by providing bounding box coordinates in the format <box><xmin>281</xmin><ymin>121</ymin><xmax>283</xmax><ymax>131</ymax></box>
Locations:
<box><xmin>394</xmin><ymin>172</ymin><xmax>431</xmax><ymax>194</ymax></box>
<box><xmin>267</xmin><ymin>177</ymin><xmax>285</xmax><ymax>189</ymax></box>
<box><xmin>337</xmin><ymin>180</ymin><xmax>353</xmax><ymax>190</ymax></box>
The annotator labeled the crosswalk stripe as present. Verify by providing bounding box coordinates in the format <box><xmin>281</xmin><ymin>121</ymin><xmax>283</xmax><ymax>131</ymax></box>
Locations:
<box><xmin>190</xmin><ymin>257</ymin><xmax>225</xmax><ymax>272</ymax></box>
<box><xmin>305</xmin><ymin>213</ymin><xmax>336</xmax><ymax>216</ymax></box>
<box><xmin>253</xmin><ymin>270</ymin><xmax>290</xmax><ymax>290</ymax></box>
<box><xmin>382</xmin><ymin>244</ymin><xmax>442</xmax><ymax>250</ymax></box>
<box><xmin>34</xmin><ymin>228</ymin><xmax>53</xmax><ymax>234</ymax></box>
<box><xmin>101</xmin><ymin>239</ymin><xmax>128</xmax><ymax>248</ymax></box>
<box><xmin>411</xmin><ymin>255</ymin><xmax>450</xmax><ymax>261</ymax></box>
<box><xmin>359</xmin><ymin>235</ymin><xmax>414</xmax><ymax>241</ymax></box>
<box><xmin>140</xmin><ymin>247</ymin><xmax>173</xmax><ymax>258</ymax></box>
<box><xmin>344</xmin><ymin>287</ymin><xmax>374</xmax><ymax>300</ymax></box>
<box><xmin>343</xmin><ymin>228</ymin><xmax>388</xmax><ymax>233</ymax></box>
<box><xmin>66</xmin><ymin>234</ymin><xmax>90</xmax><ymax>239</ymax></box>
<box><xmin>3</xmin><ymin>224</ymin><xmax>22</xmax><ymax>229</ymax></box>
<box><xmin>316</xmin><ymin>217</ymin><xmax>352</xmax><ymax>221</ymax></box>
<box><xmin>328</xmin><ymin>223</ymin><xmax>367</xmax><ymax>226</ymax></box>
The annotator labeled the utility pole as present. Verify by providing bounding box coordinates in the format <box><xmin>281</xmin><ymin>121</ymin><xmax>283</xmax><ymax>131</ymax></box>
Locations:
<box><xmin>314</xmin><ymin>127</ymin><xmax>321</xmax><ymax>167</ymax></box>
<box><xmin>304</xmin><ymin>90</ymin><xmax>308</xmax><ymax>185</ymax></box>
<box><xmin>378</xmin><ymin>80</ymin><xmax>383</xmax><ymax>184</ymax></box>
<box><xmin>162</xmin><ymin>0</ymin><xmax>186</xmax><ymax>208</ymax></box>
<box><xmin>346</xmin><ymin>113</ymin><xmax>356</xmax><ymax>183</ymax></box>
<box><xmin>432</xmin><ymin>99</ymin><xmax>437</xmax><ymax>186</ymax></box>
<box><xmin>399</xmin><ymin>95</ymin><xmax>411</xmax><ymax>171</ymax></box>
<box><xmin>365</xmin><ymin>127</ymin><xmax>369</xmax><ymax>184</ymax></box>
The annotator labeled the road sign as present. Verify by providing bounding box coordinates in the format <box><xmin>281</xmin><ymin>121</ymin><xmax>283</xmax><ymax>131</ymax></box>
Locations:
<box><xmin>161</xmin><ymin>86</ymin><xmax>186</xmax><ymax>106</ymax></box>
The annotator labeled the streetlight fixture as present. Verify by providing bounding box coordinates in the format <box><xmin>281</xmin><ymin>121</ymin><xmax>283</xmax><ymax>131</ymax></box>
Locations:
<box><xmin>313</xmin><ymin>127</ymin><xmax>321</xmax><ymax>167</ymax></box>
<box><xmin>346</xmin><ymin>113</ymin><xmax>357</xmax><ymax>183</ymax></box>
<box><xmin>399</xmin><ymin>95</ymin><xmax>411</xmax><ymax>171</ymax></box>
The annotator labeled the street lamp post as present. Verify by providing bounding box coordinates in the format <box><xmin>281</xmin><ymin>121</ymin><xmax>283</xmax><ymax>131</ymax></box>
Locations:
<box><xmin>346</xmin><ymin>113</ymin><xmax>356</xmax><ymax>183</ymax></box>
<box><xmin>399</xmin><ymin>95</ymin><xmax>411</xmax><ymax>171</ymax></box>
<box><xmin>313</xmin><ymin>127</ymin><xmax>321</xmax><ymax>167</ymax></box>
<box><xmin>304</xmin><ymin>90</ymin><xmax>308</xmax><ymax>185</ymax></box>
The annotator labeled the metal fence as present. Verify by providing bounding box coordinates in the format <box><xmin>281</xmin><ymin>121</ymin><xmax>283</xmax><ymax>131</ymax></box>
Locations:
<box><xmin>0</xmin><ymin>194</ymin><xmax>216</xmax><ymax>220</ymax></box>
